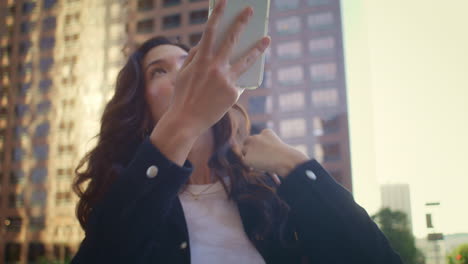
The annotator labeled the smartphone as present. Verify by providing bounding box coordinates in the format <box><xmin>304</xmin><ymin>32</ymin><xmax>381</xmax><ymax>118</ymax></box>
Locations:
<box><xmin>209</xmin><ymin>0</ymin><xmax>271</xmax><ymax>90</ymax></box>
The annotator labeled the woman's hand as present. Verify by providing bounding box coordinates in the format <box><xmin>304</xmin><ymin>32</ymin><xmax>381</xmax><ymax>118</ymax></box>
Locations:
<box><xmin>165</xmin><ymin>0</ymin><xmax>271</xmax><ymax>137</ymax></box>
<box><xmin>241</xmin><ymin>129</ymin><xmax>310</xmax><ymax>180</ymax></box>
<box><xmin>150</xmin><ymin>0</ymin><xmax>270</xmax><ymax>166</ymax></box>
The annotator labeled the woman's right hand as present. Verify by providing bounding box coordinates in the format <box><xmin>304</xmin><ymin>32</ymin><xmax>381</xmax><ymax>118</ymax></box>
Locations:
<box><xmin>165</xmin><ymin>0</ymin><xmax>271</xmax><ymax>136</ymax></box>
<box><xmin>150</xmin><ymin>0</ymin><xmax>270</xmax><ymax>166</ymax></box>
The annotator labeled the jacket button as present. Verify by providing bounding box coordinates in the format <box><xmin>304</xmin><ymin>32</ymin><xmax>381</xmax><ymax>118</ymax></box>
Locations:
<box><xmin>305</xmin><ymin>170</ymin><xmax>317</xmax><ymax>181</ymax></box>
<box><xmin>180</xmin><ymin>241</ymin><xmax>187</xmax><ymax>249</ymax></box>
<box><xmin>146</xmin><ymin>165</ymin><xmax>159</xmax><ymax>178</ymax></box>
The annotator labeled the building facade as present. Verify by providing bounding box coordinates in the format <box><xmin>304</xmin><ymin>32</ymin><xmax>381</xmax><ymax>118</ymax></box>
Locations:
<box><xmin>0</xmin><ymin>0</ymin><xmax>127</xmax><ymax>262</ymax></box>
<box><xmin>1</xmin><ymin>0</ymin><xmax>352</xmax><ymax>262</ymax></box>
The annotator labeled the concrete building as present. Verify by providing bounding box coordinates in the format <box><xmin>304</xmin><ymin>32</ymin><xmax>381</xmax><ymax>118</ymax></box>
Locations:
<box><xmin>381</xmin><ymin>184</ymin><xmax>413</xmax><ymax>232</ymax></box>
<box><xmin>0</xmin><ymin>0</ymin><xmax>127</xmax><ymax>262</ymax></box>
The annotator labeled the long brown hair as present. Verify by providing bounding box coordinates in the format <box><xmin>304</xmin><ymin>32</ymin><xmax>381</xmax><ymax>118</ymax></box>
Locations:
<box><xmin>73</xmin><ymin>36</ymin><xmax>290</xmax><ymax>242</ymax></box>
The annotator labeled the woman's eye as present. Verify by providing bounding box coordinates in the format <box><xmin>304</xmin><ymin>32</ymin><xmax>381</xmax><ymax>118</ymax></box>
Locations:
<box><xmin>150</xmin><ymin>68</ymin><xmax>167</xmax><ymax>78</ymax></box>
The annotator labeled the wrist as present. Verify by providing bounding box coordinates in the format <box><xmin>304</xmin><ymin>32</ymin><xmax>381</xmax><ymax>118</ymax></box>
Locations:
<box><xmin>275</xmin><ymin>147</ymin><xmax>310</xmax><ymax>178</ymax></box>
<box><xmin>149</xmin><ymin>113</ymin><xmax>200</xmax><ymax>166</ymax></box>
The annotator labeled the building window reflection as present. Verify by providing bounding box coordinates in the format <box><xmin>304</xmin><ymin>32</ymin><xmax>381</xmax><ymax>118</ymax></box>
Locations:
<box><xmin>311</xmin><ymin>88</ymin><xmax>339</xmax><ymax>107</ymax></box>
<box><xmin>279</xmin><ymin>91</ymin><xmax>304</xmax><ymax>112</ymax></box>
<box><xmin>274</xmin><ymin>0</ymin><xmax>300</xmax><ymax>10</ymax></box>
<box><xmin>276</xmin><ymin>16</ymin><xmax>301</xmax><ymax>35</ymax></box>
<box><xmin>310</xmin><ymin>63</ymin><xmax>337</xmax><ymax>82</ymax></box>
<box><xmin>278</xmin><ymin>65</ymin><xmax>304</xmax><ymax>85</ymax></box>
<box><xmin>280</xmin><ymin>118</ymin><xmax>306</xmax><ymax>138</ymax></box>
<box><xmin>307</xmin><ymin>12</ymin><xmax>334</xmax><ymax>30</ymax></box>
<box><xmin>277</xmin><ymin>41</ymin><xmax>302</xmax><ymax>59</ymax></box>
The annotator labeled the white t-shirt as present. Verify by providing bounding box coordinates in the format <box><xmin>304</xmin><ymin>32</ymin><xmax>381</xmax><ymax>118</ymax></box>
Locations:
<box><xmin>178</xmin><ymin>179</ymin><xmax>266</xmax><ymax>264</ymax></box>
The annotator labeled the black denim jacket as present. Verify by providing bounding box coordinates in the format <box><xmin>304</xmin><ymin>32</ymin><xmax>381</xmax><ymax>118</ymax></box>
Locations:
<box><xmin>71</xmin><ymin>137</ymin><xmax>403</xmax><ymax>264</ymax></box>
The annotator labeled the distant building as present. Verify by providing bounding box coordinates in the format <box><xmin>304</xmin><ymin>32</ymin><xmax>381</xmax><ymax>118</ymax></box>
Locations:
<box><xmin>381</xmin><ymin>184</ymin><xmax>413</xmax><ymax>232</ymax></box>
<box><xmin>416</xmin><ymin>237</ymin><xmax>446</xmax><ymax>264</ymax></box>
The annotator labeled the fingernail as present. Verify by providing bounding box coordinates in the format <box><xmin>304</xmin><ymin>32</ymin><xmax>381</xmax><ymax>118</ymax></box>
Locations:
<box><xmin>247</xmin><ymin>7</ymin><xmax>253</xmax><ymax>17</ymax></box>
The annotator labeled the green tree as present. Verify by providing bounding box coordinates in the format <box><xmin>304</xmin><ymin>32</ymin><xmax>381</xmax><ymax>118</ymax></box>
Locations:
<box><xmin>447</xmin><ymin>244</ymin><xmax>468</xmax><ymax>264</ymax></box>
<box><xmin>372</xmin><ymin>208</ymin><xmax>425</xmax><ymax>264</ymax></box>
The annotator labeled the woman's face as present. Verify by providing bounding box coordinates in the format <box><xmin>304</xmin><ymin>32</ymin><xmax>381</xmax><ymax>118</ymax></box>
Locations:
<box><xmin>142</xmin><ymin>44</ymin><xmax>188</xmax><ymax>124</ymax></box>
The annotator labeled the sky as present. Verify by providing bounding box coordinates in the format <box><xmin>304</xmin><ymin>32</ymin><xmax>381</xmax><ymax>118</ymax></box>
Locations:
<box><xmin>341</xmin><ymin>0</ymin><xmax>468</xmax><ymax>238</ymax></box>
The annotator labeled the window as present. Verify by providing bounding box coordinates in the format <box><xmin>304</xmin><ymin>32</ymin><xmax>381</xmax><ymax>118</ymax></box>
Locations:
<box><xmin>280</xmin><ymin>118</ymin><xmax>306</xmax><ymax>138</ymax></box>
<box><xmin>65</xmin><ymin>13</ymin><xmax>80</xmax><ymax>25</ymax></box>
<box><xmin>44</xmin><ymin>0</ymin><xmax>57</xmax><ymax>9</ymax></box>
<box><xmin>40</xmin><ymin>57</ymin><xmax>54</xmax><ymax>72</ymax></box>
<box><xmin>138</xmin><ymin>0</ymin><xmax>154</xmax><ymax>11</ymax></box>
<box><xmin>315</xmin><ymin>143</ymin><xmax>340</xmax><ymax>162</ymax></box>
<box><xmin>31</xmin><ymin>190</ymin><xmax>47</xmax><ymax>206</ymax></box>
<box><xmin>163</xmin><ymin>14</ymin><xmax>181</xmax><ymax>29</ymax></box>
<box><xmin>28</xmin><ymin>243</ymin><xmax>45</xmax><ymax>262</ymax></box>
<box><xmin>19</xmin><ymin>41</ymin><xmax>32</xmax><ymax>55</ymax></box>
<box><xmin>43</xmin><ymin>16</ymin><xmax>57</xmax><ymax>31</ymax></box>
<box><xmin>34</xmin><ymin>121</ymin><xmax>50</xmax><ymax>137</ymax></box>
<box><xmin>29</xmin><ymin>219</ymin><xmax>45</xmax><ymax>231</ymax></box>
<box><xmin>313</xmin><ymin>115</ymin><xmax>340</xmax><ymax>136</ymax></box>
<box><xmin>309</xmin><ymin>36</ymin><xmax>335</xmax><ymax>55</ymax></box>
<box><xmin>279</xmin><ymin>91</ymin><xmax>305</xmax><ymax>112</ymax></box>
<box><xmin>13</xmin><ymin>147</ymin><xmax>26</xmax><ymax>162</ymax></box>
<box><xmin>64</xmin><ymin>33</ymin><xmax>80</xmax><ymax>45</ymax></box>
<box><xmin>59</xmin><ymin>121</ymin><xmax>74</xmax><ymax>131</ymax></box>
<box><xmin>276</xmin><ymin>16</ymin><xmax>301</xmax><ymax>35</ymax></box>
<box><xmin>40</xmin><ymin>37</ymin><xmax>55</xmax><ymax>50</ymax></box>
<box><xmin>58</xmin><ymin>144</ymin><xmax>75</xmax><ymax>155</ymax></box>
<box><xmin>277</xmin><ymin>65</ymin><xmax>304</xmax><ymax>85</ymax></box>
<box><xmin>277</xmin><ymin>41</ymin><xmax>302</xmax><ymax>59</ymax></box>
<box><xmin>33</xmin><ymin>145</ymin><xmax>49</xmax><ymax>160</ymax></box>
<box><xmin>311</xmin><ymin>88</ymin><xmax>339</xmax><ymax>107</ymax></box>
<box><xmin>309</xmin><ymin>63</ymin><xmax>337</xmax><ymax>82</ymax></box>
<box><xmin>8</xmin><ymin>193</ymin><xmax>24</xmax><ymax>208</ymax></box>
<box><xmin>15</xmin><ymin>104</ymin><xmax>29</xmax><ymax>117</ymax></box>
<box><xmin>136</xmin><ymin>19</ymin><xmax>154</xmax><ymax>33</ymax></box>
<box><xmin>307</xmin><ymin>0</ymin><xmax>332</xmax><ymax>6</ymax></box>
<box><xmin>22</xmin><ymin>2</ymin><xmax>36</xmax><ymax>14</ymax></box>
<box><xmin>5</xmin><ymin>243</ymin><xmax>21</xmax><ymax>261</ymax></box>
<box><xmin>56</xmin><ymin>192</ymin><xmax>72</xmax><ymax>205</ymax></box>
<box><xmin>57</xmin><ymin>168</ymin><xmax>73</xmax><ymax>178</ymax></box>
<box><xmin>10</xmin><ymin>170</ymin><xmax>24</xmax><ymax>185</ymax></box>
<box><xmin>163</xmin><ymin>0</ymin><xmax>181</xmax><ymax>7</ymax></box>
<box><xmin>37</xmin><ymin>100</ymin><xmax>51</xmax><ymax>114</ymax></box>
<box><xmin>39</xmin><ymin>79</ymin><xmax>52</xmax><ymax>93</ymax></box>
<box><xmin>31</xmin><ymin>168</ymin><xmax>47</xmax><ymax>184</ymax></box>
<box><xmin>190</xmin><ymin>9</ymin><xmax>208</xmax><ymax>24</ymax></box>
<box><xmin>19</xmin><ymin>82</ymin><xmax>32</xmax><ymax>95</ymax></box>
<box><xmin>19</xmin><ymin>62</ymin><xmax>33</xmax><ymax>76</ymax></box>
<box><xmin>20</xmin><ymin>21</ymin><xmax>35</xmax><ymax>34</ymax></box>
<box><xmin>274</xmin><ymin>0</ymin><xmax>300</xmax><ymax>10</ymax></box>
<box><xmin>15</xmin><ymin>126</ymin><xmax>28</xmax><ymax>140</ymax></box>
<box><xmin>264</xmin><ymin>70</ymin><xmax>272</xmax><ymax>88</ymax></box>
<box><xmin>307</xmin><ymin>12</ymin><xmax>334</xmax><ymax>29</ymax></box>
<box><xmin>248</xmin><ymin>96</ymin><xmax>272</xmax><ymax>115</ymax></box>
<box><xmin>189</xmin><ymin>32</ymin><xmax>203</xmax><ymax>46</ymax></box>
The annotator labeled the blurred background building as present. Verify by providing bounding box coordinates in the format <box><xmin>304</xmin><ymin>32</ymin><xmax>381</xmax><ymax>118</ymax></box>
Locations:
<box><xmin>381</xmin><ymin>183</ymin><xmax>414</xmax><ymax>232</ymax></box>
<box><xmin>0</xmin><ymin>0</ymin><xmax>127</xmax><ymax>262</ymax></box>
<box><xmin>0</xmin><ymin>0</ymin><xmax>351</xmax><ymax>262</ymax></box>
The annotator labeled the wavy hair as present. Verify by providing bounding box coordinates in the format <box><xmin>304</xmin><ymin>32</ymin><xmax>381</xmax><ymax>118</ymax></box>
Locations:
<box><xmin>73</xmin><ymin>36</ymin><xmax>290</xmax><ymax>243</ymax></box>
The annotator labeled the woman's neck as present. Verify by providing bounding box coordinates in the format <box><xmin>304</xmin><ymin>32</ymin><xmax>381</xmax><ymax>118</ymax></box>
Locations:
<box><xmin>187</xmin><ymin>129</ymin><xmax>216</xmax><ymax>185</ymax></box>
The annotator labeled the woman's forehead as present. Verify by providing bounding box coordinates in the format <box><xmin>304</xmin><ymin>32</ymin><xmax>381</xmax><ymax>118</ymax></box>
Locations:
<box><xmin>143</xmin><ymin>44</ymin><xmax>188</xmax><ymax>67</ymax></box>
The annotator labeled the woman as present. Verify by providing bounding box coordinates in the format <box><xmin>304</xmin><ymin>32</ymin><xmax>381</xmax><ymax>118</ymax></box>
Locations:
<box><xmin>71</xmin><ymin>1</ymin><xmax>403</xmax><ymax>263</ymax></box>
